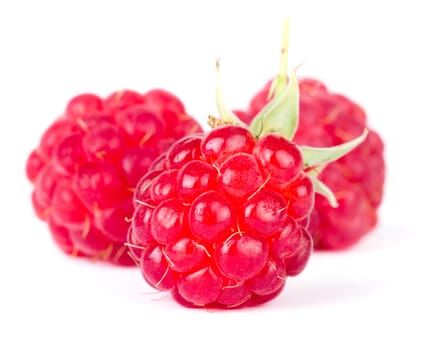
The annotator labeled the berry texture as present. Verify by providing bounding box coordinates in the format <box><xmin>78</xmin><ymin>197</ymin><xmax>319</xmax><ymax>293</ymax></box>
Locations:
<box><xmin>128</xmin><ymin>126</ymin><xmax>314</xmax><ymax>307</ymax></box>
<box><xmin>127</xmin><ymin>19</ymin><xmax>368</xmax><ymax>306</ymax></box>
<box><xmin>26</xmin><ymin>89</ymin><xmax>202</xmax><ymax>264</ymax></box>
<box><xmin>235</xmin><ymin>78</ymin><xmax>385</xmax><ymax>249</ymax></box>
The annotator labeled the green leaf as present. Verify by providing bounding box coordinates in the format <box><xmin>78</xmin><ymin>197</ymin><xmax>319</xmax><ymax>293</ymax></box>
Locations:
<box><xmin>250</xmin><ymin>70</ymin><xmax>299</xmax><ymax>140</ymax></box>
<box><xmin>215</xmin><ymin>59</ymin><xmax>245</xmax><ymax>126</ymax></box>
<box><xmin>301</xmin><ymin>129</ymin><xmax>369</xmax><ymax>168</ymax></box>
<box><xmin>310</xmin><ymin>176</ymin><xmax>338</xmax><ymax>208</ymax></box>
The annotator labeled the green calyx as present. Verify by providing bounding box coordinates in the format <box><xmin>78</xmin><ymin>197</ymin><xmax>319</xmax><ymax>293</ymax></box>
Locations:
<box><xmin>250</xmin><ymin>69</ymin><xmax>299</xmax><ymax>141</ymax></box>
<box><xmin>214</xmin><ymin>17</ymin><xmax>367</xmax><ymax>208</ymax></box>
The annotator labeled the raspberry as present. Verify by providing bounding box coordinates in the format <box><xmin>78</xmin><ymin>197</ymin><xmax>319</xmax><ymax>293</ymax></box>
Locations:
<box><xmin>235</xmin><ymin>78</ymin><xmax>385</xmax><ymax>249</ymax></box>
<box><xmin>127</xmin><ymin>19</ymin><xmax>369</xmax><ymax>307</ymax></box>
<box><xmin>26</xmin><ymin>89</ymin><xmax>202</xmax><ymax>265</ymax></box>
<box><xmin>128</xmin><ymin>128</ymin><xmax>314</xmax><ymax>307</ymax></box>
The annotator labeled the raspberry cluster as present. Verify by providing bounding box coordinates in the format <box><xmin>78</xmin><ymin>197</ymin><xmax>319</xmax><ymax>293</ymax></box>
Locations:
<box><xmin>128</xmin><ymin>125</ymin><xmax>313</xmax><ymax>307</ymax></box>
<box><xmin>25</xmin><ymin>19</ymin><xmax>379</xmax><ymax>309</ymax></box>
<box><xmin>26</xmin><ymin>89</ymin><xmax>202</xmax><ymax>264</ymax></box>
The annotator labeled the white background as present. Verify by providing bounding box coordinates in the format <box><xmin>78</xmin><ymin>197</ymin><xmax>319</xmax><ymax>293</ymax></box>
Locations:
<box><xmin>1</xmin><ymin>1</ymin><xmax>434</xmax><ymax>349</ymax></box>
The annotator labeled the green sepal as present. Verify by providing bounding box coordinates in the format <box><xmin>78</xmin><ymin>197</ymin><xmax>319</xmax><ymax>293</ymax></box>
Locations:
<box><xmin>250</xmin><ymin>69</ymin><xmax>299</xmax><ymax>140</ymax></box>
<box><xmin>301</xmin><ymin>129</ymin><xmax>368</xmax><ymax>168</ymax></box>
<box><xmin>305</xmin><ymin>163</ymin><xmax>327</xmax><ymax>178</ymax></box>
<box><xmin>310</xmin><ymin>175</ymin><xmax>338</xmax><ymax>208</ymax></box>
<box><xmin>215</xmin><ymin>59</ymin><xmax>245</xmax><ymax>126</ymax></box>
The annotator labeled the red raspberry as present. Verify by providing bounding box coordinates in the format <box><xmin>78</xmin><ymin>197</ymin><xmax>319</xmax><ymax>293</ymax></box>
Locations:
<box><xmin>126</xmin><ymin>19</ymin><xmax>369</xmax><ymax>307</ymax></box>
<box><xmin>26</xmin><ymin>89</ymin><xmax>202</xmax><ymax>265</ymax></box>
<box><xmin>128</xmin><ymin>126</ymin><xmax>314</xmax><ymax>307</ymax></box>
<box><xmin>235</xmin><ymin>78</ymin><xmax>385</xmax><ymax>249</ymax></box>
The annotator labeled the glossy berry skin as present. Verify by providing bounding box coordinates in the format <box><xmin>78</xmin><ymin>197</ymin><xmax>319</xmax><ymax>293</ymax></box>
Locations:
<box><xmin>26</xmin><ymin>89</ymin><xmax>202</xmax><ymax>264</ymax></box>
<box><xmin>129</xmin><ymin>126</ymin><xmax>314</xmax><ymax>308</ymax></box>
<box><xmin>235</xmin><ymin>78</ymin><xmax>385</xmax><ymax>249</ymax></box>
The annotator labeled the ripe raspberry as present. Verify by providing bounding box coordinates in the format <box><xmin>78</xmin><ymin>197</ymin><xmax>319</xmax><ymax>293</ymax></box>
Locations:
<box><xmin>129</xmin><ymin>127</ymin><xmax>314</xmax><ymax>307</ymax></box>
<box><xmin>127</xmin><ymin>36</ymin><xmax>368</xmax><ymax>307</ymax></box>
<box><xmin>26</xmin><ymin>89</ymin><xmax>202</xmax><ymax>264</ymax></box>
<box><xmin>235</xmin><ymin>78</ymin><xmax>385</xmax><ymax>249</ymax></box>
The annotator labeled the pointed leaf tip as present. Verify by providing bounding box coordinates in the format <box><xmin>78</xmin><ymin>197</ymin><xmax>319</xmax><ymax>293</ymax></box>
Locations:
<box><xmin>301</xmin><ymin>128</ymin><xmax>369</xmax><ymax>168</ymax></box>
<box><xmin>310</xmin><ymin>176</ymin><xmax>339</xmax><ymax>208</ymax></box>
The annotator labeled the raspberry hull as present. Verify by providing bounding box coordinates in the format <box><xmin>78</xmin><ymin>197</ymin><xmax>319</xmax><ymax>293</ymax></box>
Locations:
<box><xmin>26</xmin><ymin>89</ymin><xmax>202</xmax><ymax>264</ymax></box>
<box><xmin>128</xmin><ymin>126</ymin><xmax>314</xmax><ymax>307</ymax></box>
<box><xmin>235</xmin><ymin>78</ymin><xmax>385</xmax><ymax>249</ymax></box>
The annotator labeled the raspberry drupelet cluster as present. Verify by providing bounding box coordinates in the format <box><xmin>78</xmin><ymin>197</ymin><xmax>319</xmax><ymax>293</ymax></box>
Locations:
<box><xmin>236</xmin><ymin>78</ymin><xmax>385</xmax><ymax>249</ymax></box>
<box><xmin>25</xmin><ymin>18</ymin><xmax>380</xmax><ymax>309</ymax></box>
<box><xmin>127</xmin><ymin>19</ymin><xmax>368</xmax><ymax>307</ymax></box>
<box><xmin>128</xmin><ymin>125</ymin><xmax>314</xmax><ymax>307</ymax></box>
<box><xmin>26</xmin><ymin>89</ymin><xmax>202</xmax><ymax>264</ymax></box>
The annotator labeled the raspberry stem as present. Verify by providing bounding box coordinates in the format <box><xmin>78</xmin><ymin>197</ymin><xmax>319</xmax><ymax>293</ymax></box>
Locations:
<box><xmin>249</xmin><ymin>18</ymin><xmax>299</xmax><ymax>141</ymax></box>
<box><xmin>268</xmin><ymin>16</ymin><xmax>290</xmax><ymax>99</ymax></box>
